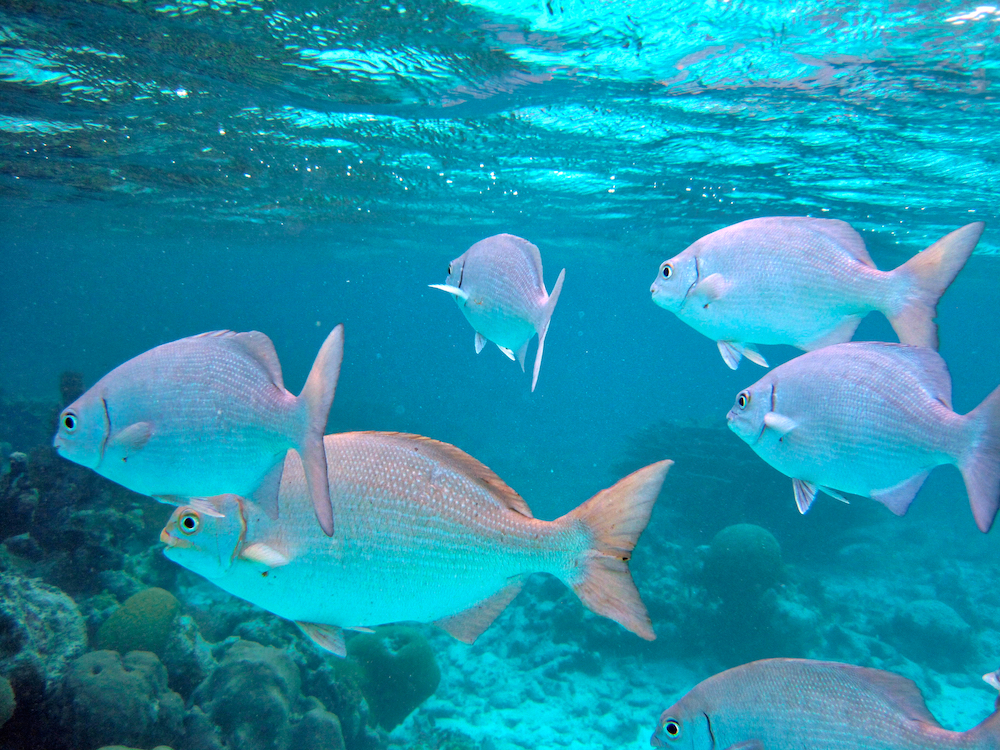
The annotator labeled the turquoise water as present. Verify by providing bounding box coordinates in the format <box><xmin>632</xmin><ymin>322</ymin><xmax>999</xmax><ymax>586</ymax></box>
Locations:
<box><xmin>2</xmin><ymin>2</ymin><xmax>1000</xmax><ymax>749</ymax></box>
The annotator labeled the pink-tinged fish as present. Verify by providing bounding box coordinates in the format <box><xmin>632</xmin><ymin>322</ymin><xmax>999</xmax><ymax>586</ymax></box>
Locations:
<box><xmin>160</xmin><ymin>432</ymin><xmax>671</xmax><ymax>656</ymax></box>
<box><xmin>727</xmin><ymin>342</ymin><xmax>1000</xmax><ymax>532</ymax></box>
<box><xmin>650</xmin><ymin>218</ymin><xmax>984</xmax><ymax>369</ymax></box>
<box><xmin>431</xmin><ymin>233</ymin><xmax>565</xmax><ymax>391</ymax></box>
<box><xmin>651</xmin><ymin>658</ymin><xmax>1000</xmax><ymax>750</ymax></box>
<box><xmin>53</xmin><ymin>327</ymin><xmax>344</xmax><ymax>536</ymax></box>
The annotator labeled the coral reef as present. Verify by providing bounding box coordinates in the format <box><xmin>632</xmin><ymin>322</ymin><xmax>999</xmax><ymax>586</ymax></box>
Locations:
<box><xmin>892</xmin><ymin>599</ymin><xmax>975</xmax><ymax>672</ymax></box>
<box><xmin>59</xmin><ymin>650</ymin><xmax>185</xmax><ymax>750</ymax></box>
<box><xmin>96</xmin><ymin>587</ymin><xmax>181</xmax><ymax>657</ymax></box>
<box><xmin>340</xmin><ymin>626</ymin><xmax>441</xmax><ymax>731</ymax></box>
<box><xmin>702</xmin><ymin>523</ymin><xmax>784</xmax><ymax>609</ymax></box>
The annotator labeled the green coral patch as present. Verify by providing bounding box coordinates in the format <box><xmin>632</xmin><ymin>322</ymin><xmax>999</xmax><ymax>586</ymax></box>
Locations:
<box><xmin>95</xmin><ymin>587</ymin><xmax>181</xmax><ymax>657</ymax></box>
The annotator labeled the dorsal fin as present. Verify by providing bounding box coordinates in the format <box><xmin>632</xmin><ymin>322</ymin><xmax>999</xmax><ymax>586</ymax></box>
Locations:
<box><xmin>355</xmin><ymin>432</ymin><xmax>533</xmax><ymax>518</ymax></box>
<box><xmin>824</xmin><ymin>662</ymin><xmax>942</xmax><ymax>727</ymax></box>
<box><xmin>855</xmin><ymin>342</ymin><xmax>953</xmax><ymax>409</ymax></box>
<box><xmin>191</xmin><ymin>330</ymin><xmax>284</xmax><ymax>389</ymax></box>
<box><xmin>434</xmin><ymin>579</ymin><xmax>523</xmax><ymax>644</ymax></box>
<box><xmin>494</xmin><ymin>234</ymin><xmax>544</xmax><ymax>287</ymax></box>
<box><xmin>802</xmin><ymin>218</ymin><xmax>875</xmax><ymax>269</ymax></box>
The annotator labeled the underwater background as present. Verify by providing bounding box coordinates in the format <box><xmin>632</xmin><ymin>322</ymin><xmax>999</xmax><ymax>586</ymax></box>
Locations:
<box><xmin>2</xmin><ymin>1</ymin><xmax>1000</xmax><ymax>748</ymax></box>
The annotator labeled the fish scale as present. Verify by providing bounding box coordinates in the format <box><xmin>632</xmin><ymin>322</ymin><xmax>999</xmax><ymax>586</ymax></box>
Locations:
<box><xmin>162</xmin><ymin>431</ymin><xmax>671</xmax><ymax>655</ymax></box>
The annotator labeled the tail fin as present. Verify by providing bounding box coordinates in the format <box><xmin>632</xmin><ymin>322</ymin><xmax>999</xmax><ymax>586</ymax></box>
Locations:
<box><xmin>965</xmin><ymin>700</ymin><xmax>1000</xmax><ymax>748</ymax></box>
<box><xmin>960</xmin><ymin>383</ymin><xmax>1000</xmax><ymax>533</ymax></box>
<box><xmin>531</xmin><ymin>268</ymin><xmax>565</xmax><ymax>392</ymax></box>
<box><xmin>887</xmin><ymin>222</ymin><xmax>983</xmax><ymax>349</ymax></box>
<box><xmin>559</xmin><ymin>460</ymin><xmax>672</xmax><ymax>640</ymax></box>
<box><xmin>297</xmin><ymin>325</ymin><xmax>345</xmax><ymax>536</ymax></box>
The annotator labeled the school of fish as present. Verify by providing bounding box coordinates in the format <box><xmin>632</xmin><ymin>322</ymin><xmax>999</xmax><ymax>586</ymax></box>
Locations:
<box><xmin>53</xmin><ymin>218</ymin><xmax>1000</xmax><ymax>743</ymax></box>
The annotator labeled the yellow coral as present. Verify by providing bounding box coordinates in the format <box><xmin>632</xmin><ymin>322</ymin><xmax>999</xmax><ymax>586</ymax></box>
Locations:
<box><xmin>95</xmin><ymin>588</ymin><xmax>180</xmax><ymax>657</ymax></box>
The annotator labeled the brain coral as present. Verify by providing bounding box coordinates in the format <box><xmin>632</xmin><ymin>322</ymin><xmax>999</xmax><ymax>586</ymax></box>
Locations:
<box><xmin>96</xmin><ymin>587</ymin><xmax>180</xmax><ymax>656</ymax></box>
<box><xmin>702</xmin><ymin>523</ymin><xmax>784</xmax><ymax>609</ymax></box>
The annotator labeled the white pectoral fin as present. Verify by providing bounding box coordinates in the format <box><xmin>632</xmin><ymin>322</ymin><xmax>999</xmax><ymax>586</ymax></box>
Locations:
<box><xmin>296</xmin><ymin>621</ymin><xmax>346</xmax><ymax>657</ymax></box>
<box><xmin>107</xmin><ymin>421</ymin><xmax>153</xmax><ymax>453</ymax></box>
<box><xmin>763</xmin><ymin>411</ymin><xmax>797</xmax><ymax>437</ymax></box>
<box><xmin>239</xmin><ymin>542</ymin><xmax>290</xmax><ymax>567</ymax></box>
<box><xmin>792</xmin><ymin>478</ymin><xmax>818</xmax><ymax>514</ymax></box>
<box><xmin>475</xmin><ymin>332</ymin><xmax>487</xmax><ymax>353</ymax></box>
<box><xmin>693</xmin><ymin>272</ymin><xmax>731</xmax><ymax>304</ymax></box>
<box><xmin>497</xmin><ymin>344</ymin><xmax>516</xmax><ymax>361</ymax></box>
<box><xmin>429</xmin><ymin>283</ymin><xmax>470</xmax><ymax>302</ymax></box>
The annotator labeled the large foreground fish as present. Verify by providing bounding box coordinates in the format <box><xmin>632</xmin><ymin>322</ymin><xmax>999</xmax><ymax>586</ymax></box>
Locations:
<box><xmin>651</xmin><ymin>658</ymin><xmax>1000</xmax><ymax>750</ymax></box>
<box><xmin>727</xmin><ymin>341</ymin><xmax>1000</xmax><ymax>532</ymax></box>
<box><xmin>431</xmin><ymin>233</ymin><xmax>565</xmax><ymax>391</ymax></box>
<box><xmin>161</xmin><ymin>432</ymin><xmax>670</xmax><ymax>656</ymax></box>
<box><xmin>54</xmin><ymin>327</ymin><xmax>343</xmax><ymax>536</ymax></box>
<box><xmin>650</xmin><ymin>217</ymin><xmax>984</xmax><ymax>369</ymax></box>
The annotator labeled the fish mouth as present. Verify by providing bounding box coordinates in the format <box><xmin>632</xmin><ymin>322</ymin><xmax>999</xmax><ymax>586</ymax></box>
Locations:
<box><xmin>160</xmin><ymin>528</ymin><xmax>192</xmax><ymax>548</ymax></box>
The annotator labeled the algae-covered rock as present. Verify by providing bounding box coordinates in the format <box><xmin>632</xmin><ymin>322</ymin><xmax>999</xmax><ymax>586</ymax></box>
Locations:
<box><xmin>703</xmin><ymin>523</ymin><xmax>784</xmax><ymax>608</ymax></box>
<box><xmin>0</xmin><ymin>675</ymin><xmax>15</xmax><ymax>728</ymax></box>
<box><xmin>96</xmin><ymin>587</ymin><xmax>180</xmax><ymax>657</ymax></box>
<box><xmin>60</xmin><ymin>650</ymin><xmax>185</xmax><ymax>750</ymax></box>
<box><xmin>341</xmin><ymin>625</ymin><xmax>440</xmax><ymax>730</ymax></box>
<box><xmin>893</xmin><ymin>599</ymin><xmax>975</xmax><ymax>671</ymax></box>
<box><xmin>0</xmin><ymin>571</ymin><xmax>87</xmax><ymax>696</ymax></box>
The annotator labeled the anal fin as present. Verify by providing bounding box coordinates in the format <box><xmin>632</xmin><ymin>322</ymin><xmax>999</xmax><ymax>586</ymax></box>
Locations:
<box><xmin>475</xmin><ymin>331</ymin><xmax>487</xmax><ymax>353</ymax></box>
<box><xmin>296</xmin><ymin>621</ymin><xmax>346</xmax><ymax>657</ymax></box>
<box><xmin>249</xmin><ymin>460</ymin><xmax>284</xmax><ymax>521</ymax></box>
<box><xmin>871</xmin><ymin>471</ymin><xmax>929</xmax><ymax>516</ymax></box>
<box><xmin>435</xmin><ymin>579</ymin><xmax>523</xmax><ymax>644</ymax></box>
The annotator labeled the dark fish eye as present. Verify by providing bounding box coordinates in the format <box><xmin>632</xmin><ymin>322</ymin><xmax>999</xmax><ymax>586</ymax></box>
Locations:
<box><xmin>179</xmin><ymin>511</ymin><xmax>200</xmax><ymax>535</ymax></box>
<box><xmin>663</xmin><ymin>719</ymin><xmax>681</xmax><ymax>737</ymax></box>
<box><xmin>738</xmin><ymin>391</ymin><xmax>750</xmax><ymax>409</ymax></box>
<box><xmin>661</xmin><ymin>263</ymin><xmax>673</xmax><ymax>279</ymax></box>
<box><xmin>62</xmin><ymin>412</ymin><xmax>77</xmax><ymax>432</ymax></box>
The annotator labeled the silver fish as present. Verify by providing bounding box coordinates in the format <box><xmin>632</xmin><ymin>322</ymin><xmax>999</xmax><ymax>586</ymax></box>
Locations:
<box><xmin>650</xmin><ymin>217</ymin><xmax>984</xmax><ymax>369</ymax></box>
<box><xmin>651</xmin><ymin>658</ymin><xmax>1000</xmax><ymax>750</ymax></box>
<box><xmin>160</xmin><ymin>432</ymin><xmax>671</xmax><ymax>656</ymax></box>
<box><xmin>431</xmin><ymin>233</ymin><xmax>565</xmax><ymax>391</ymax></box>
<box><xmin>727</xmin><ymin>341</ymin><xmax>1000</xmax><ymax>532</ymax></box>
<box><xmin>54</xmin><ymin>327</ymin><xmax>344</xmax><ymax>535</ymax></box>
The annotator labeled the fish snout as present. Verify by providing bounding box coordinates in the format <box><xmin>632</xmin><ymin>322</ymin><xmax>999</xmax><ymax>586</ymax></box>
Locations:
<box><xmin>650</xmin><ymin>730</ymin><xmax>666</xmax><ymax>747</ymax></box>
<box><xmin>160</xmin><ymin>527</ymin><xmax>192</xmax><ymax>549</ymax></box>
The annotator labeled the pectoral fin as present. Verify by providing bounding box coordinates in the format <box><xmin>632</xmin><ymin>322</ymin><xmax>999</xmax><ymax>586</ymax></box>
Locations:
<box><xmin>475</xmin><ymin>332</ymin><xmax>486</xmax><ymax>353</ymax></box>
<box><xmin>693</xmin><ymin>273</ymin><xmax>731</xmax><ymax>304</ymax></box>
<box><xmin>429</xmin><ymin>283</ymin><xmax>470</xmax><ymax>302</ymax></box>
<box><xmin>793</xmin><ymin>478</ymin><xmax>818</xmax><ymax>514</ymax></box>
<box><xmin>296</xmin><ymin>621</ymin><xmax>346</xmax><ymax>657</ymax></box>
<box><xmin>240</xmin><ymin>542</ymin><xmax>290</xmax><ymax>567</ymax></box>
<box><xmin>763</xmin><ymin>411</ymin><xmax>797</xmax><ymax>437</ymax></box>
<box><xmin>107</xmin><ymin>422</ymin><xmax>153</xmax><ymax>453</ymax></box>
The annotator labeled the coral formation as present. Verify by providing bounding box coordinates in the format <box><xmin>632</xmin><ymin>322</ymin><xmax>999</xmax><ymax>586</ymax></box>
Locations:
<box><xmin>0</xmin><ymin>674</ymin><xmax>15</xmax><ymax>728</ymax></box>
<box><xmin>892</xmin><ymin>599</ymin><xmax>975</xmax><ymax>672</ymax></box>
<box><xmin>340</xmin><ymin>626</ymin><xmax>441</xmax><ymax>730</ymax></box>
<box><xmin>702</xmin><ymin>523</ymin><xmax>785</xmax><ymax>608</ymax></box>
<box><xmin>59</xmin><ymin>650</ymin><xmax>185</xmax><ymax>750</ymax></box>
<box><xmin>96</xmin><ymin>587</ymin><xmax>181</xmax><ymax>657</ymax></box>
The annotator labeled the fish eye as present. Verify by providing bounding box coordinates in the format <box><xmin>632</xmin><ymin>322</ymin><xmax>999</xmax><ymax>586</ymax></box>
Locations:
<box><xmin>661</xmin><ymin>263</ymin><xmax>673</xmax><ymax>279</ymax></box>
<box><xmin>737</xmin><ymin>391</ymin><xmax>750</xmax><ymax>409</ymax></box>
<box><xmin>662</xmin><ymin>719</ymin><xmax>681</xmax><ymax>738</ymax></box>
<box><xmin>62</xmin><ymin>411</ymin><xmax>78</xmax><ymax>432</ymax></box>
<box><xmin>178</xmin><ymin>511</ymin><xmax>200</xmax><ymax>536</ymax></box>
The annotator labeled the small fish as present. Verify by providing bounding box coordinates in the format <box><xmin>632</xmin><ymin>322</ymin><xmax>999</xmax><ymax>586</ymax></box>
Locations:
<box><xmin>431</xmin><ymin>233</ymin><xmax>565</xmax><ymax>391</ymax></box>
<box><xmin>160</xmin><ymin>432</ymin><xmax>671</xmax><ymax>656</ymax></box>
<box><xmin>650</xmin><ymin>217</ymin><xmax>984</xmax><ymax>369</ymax></box>
<box><xmin>727</xmin><ymin>341</ymin><xmax>1000</xmax><ymax>532</ymax></box>
<box><xmin>651</xmin><ymin>658</ymin><xmax>1000</xmax><ymax>750</ymax></box>
<box><xmin>53</xmin><ymin>327</ymin><xmax>344</xmax><ymax>536</ymax></box>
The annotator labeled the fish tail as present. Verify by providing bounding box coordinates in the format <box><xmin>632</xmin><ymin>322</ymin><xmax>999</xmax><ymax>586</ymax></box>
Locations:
<box><xmin>297</xmin><ymin>325</ymin><xmax>344</xmax><ymax>536</ymax></box>
<box><xmin>531</xmin><ymin>268</ymin><xmax>565</xmax><ymax>392</ymax></box>
<box><xmin>965</xmin><ymin>699</ymin><xmax>1000</xmax><ymax>748</ymax></box>
<box><xmin>959</xmin><ymin>383</ymin><xmax>1000</xmax><ymax>533</ymax></box>
<box><xmin>887</xmin><ymin>222</ymin><xmax>983</xmax><ymax>349</ymax></box>
<box><xmin>560</xmin><ymin>460</ymin><xmax>672</xmax><ymax>640</ymax></box>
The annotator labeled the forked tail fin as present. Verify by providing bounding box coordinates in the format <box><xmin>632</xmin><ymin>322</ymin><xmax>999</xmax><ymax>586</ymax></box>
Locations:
<box><xmin>887</xmin><ymin>222</ymin><xmax>983</xmax><ymax>349</ymax></box>
<box><xmin>531</xmin><ymin>268</ymin><xmax>565</xmax><ymax>392</ymax></box>
<box><xmin>959</xmin><ymin>383</ymin><xmax>1000</xmax><ymax>533</ymax></box>
<box><xmin>297</xmin><ymin>325</ymin><xmax>345</xmax><ymax>536</ymax></box>
<box><xmin>559</xmin><ymin>460</ymin><xmax>672</xmax><ymax>640</ymax></box>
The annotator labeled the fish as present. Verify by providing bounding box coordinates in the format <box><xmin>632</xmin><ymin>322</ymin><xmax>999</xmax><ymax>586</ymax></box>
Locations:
<box><xmin>160</xmin><ymin>431</ymin><xmax>671</xmax><ymax>656</ymax></box>
<box><xmin>650</xmin><ymin>217</ymin><xmax>984</xmax><ymax>369</ymax></box>
<box><xmin>430</xmin><ymin>233</ymin><xmax>565</xmax><ymax>391</ymax></box>
<box><xmin>726</xmin><ymin>341</ymin><xmax>1000</xmax><ymax>532</ymax></box>
<box><xmin>651</xmin><ymin>658</ymin><xmax>1000</xmax><ymax>750</ymax></box>
<box><xmin>53</xmin><ymin>326</ymin><xmax>344</xmax><ymax>536</ymax></box>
